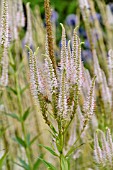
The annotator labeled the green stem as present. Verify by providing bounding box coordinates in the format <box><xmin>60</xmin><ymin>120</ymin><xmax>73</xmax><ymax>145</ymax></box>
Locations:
<box><xmin>60</xmin><ymin>153</ymin><xmax>62</xmax><ymax>170</ymax></box>
<box><xmin>15</xmin><ymin>73</ymin><xmax>33</xmax><ymax>170</ymax></box>
<box><xmin>58</xmin><ymin>121</ymin><xmax>64</xmax><ymax>170</ymax></box>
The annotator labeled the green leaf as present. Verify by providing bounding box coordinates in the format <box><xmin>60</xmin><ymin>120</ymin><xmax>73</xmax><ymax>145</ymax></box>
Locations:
<box><xmin>14</xmin><ymin>161</ymin><xmax>30</xmax><ymax>170</ymax></box>
<box><xmin>18</xmin><ymin>158</ymin><xmax>30</xmax><ymax>170</ymax></box>
<box><xmin>17</xmin><ymin>61</ymin><xmax>24</xmax><ymax>73</ymax></box>
<box><xmin>9</xmin><ymin>51</ymin><xmax>15</xmax><ymax>65</ymax></box>
<box><xmin>20</xmin><ymin>84</ymin><xmax>29</xmax><ymax>95</ymax></box>
<box><xmin>6</xmin><ymin>87</ymin><xmax>17</xmax><ymax>95</ymax></box>
<box><xmin>26</xmin><ymin>133</ymin><xmax>30</xmax><ymax>147</ymax></box>
<box><xmin>0</xmin><ymin>152</ymin><xmax>8</xmax><ymax>168</ymax></box>
<box><xmin>6</xmin><ymin>113</ymin><xmax>20</xmax><ymax>121</ymax></box>
<box><xmin>39</xmin><ymin>158</ymin><xmax>57</xmax><ymax>170</ymax></box>
<box><xmin>30</xmin><ymin>135</ymin><xmax>38</xmax><ymax>146</ymax></box>
<box><xmin>38</xmin><ymin>144</ymin><xmax>59</xmax><ymax>157</ymax></box>
<box><xmin>33</xmin><ymin>154</ymin><xmax>43</xmax><ymax>170</ymax></box>
<box><xmin>15</xmin><ymin>136</ymin><xmax>26</xmax><ymax>148</ymax></box>
<box><xmin>22</xmin><ymin>107</ymin><xmax>30</xmax><ymax>121</ymax></box>
<box><xmin>50</xmin><ymin>125</ymin><xmax>58</xmax><ymax>137</ymax></box>
<box><xmin>61</xmin><ymin>155</ymin><xmax>69</xmax><ymax>170</ymax></box>
<box><xmin>0</xmin><ymin>126</ymin><xmax>9</xmax><ymax>138</ymax></box>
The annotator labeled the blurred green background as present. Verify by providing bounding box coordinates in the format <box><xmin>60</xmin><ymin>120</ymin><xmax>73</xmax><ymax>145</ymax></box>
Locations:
<box><xmin>23</xmin><ymin>0</ymin><xmax>112</xmax><ymax>15</ymax></box>
<box><xmin>23</xmin><ymin>0</ymin><xmax>113</xmax><ymax>24</ymax></box>
<box><xmin>23</xmin><ymin>0</ymin><xmax>78</xmax><ymax>22</ymax></box>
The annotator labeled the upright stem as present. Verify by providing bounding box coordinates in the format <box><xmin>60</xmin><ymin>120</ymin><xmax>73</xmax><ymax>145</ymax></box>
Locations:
<box><xmin>15</xmin><ymin>73</ymin><xmax>33</xmax><ymax>170</ymax></box>
<box><xmin>58</xmin><ymin>121</ymin><xmax>64</xmax><ymax>170</ymax></box>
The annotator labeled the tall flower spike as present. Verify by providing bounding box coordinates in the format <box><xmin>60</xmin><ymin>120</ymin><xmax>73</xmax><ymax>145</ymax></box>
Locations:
<box><xmin>1</xmin><ymin>0</ymin><xmax>8</xmax><ymax>48</ymax></box>
<box><xmin>76</xmin><ymin>37</ymin><xmax>82</xmax><ymax>88</ymax></box>
<box><xmin>44</xmin><ymin>0</ymin><xmax>57</xmax><ymax>74</ymax></box>
<box><xmin>83</xmin><ymin>76</ymin><xmax>96</xmax><ymax>129</ymax></box>
<box><xmin>29</xmin><ymin>47</ymin><xmax>38</xmax><ymax>99</ymax></box>
<box><xmin>94</xmin><ymin>132</ymin><xmax>103</xmax><ymax>165</ymax></box>
<box><xmin>45</xmin><ymin>55</ymin><xmax>58</xmax><ymax>96</ymax></box>
<box><xmin>100</xmin><ymin>130</ymin><xmax>112</xmax><ymax>164</ymax></box>
<box><xmin>70</xmin><ymin>33</ymin><xmax>83</xmax><ymax>120</ymax></box>
<box><xmin>0</xmin><ymin>0</ymin><xmax>9</xmax><ymax>86</ymax></box>
<box><xmin>71</xmin><ymin>28</ymin><xmax>82</xmax><ymax>86</ymax></box>
<box><xmin>28</xmin><ymin>47</ymin><xmax>51</xmax><ymax>126</ymax></box>
<box><xmin>58</xmin><ymin>69</ymin><xmax>68</xmax><ymax>120</ymax></box>
<box><xmin>72</xmin><ymin>27</ymin><xmax>78</xmax><ymax>68</ymax></box>
<box><xmin>106</xmin><ymin>128</ymin><xmax>113</xmax><ymax>158</ymax></box>
<box><xmin>60</xmin><ymin>23</ymin><xmax>67</xmax><ymax>70</ymax></box>
<box><xmin>66</xmin><ymin>40</ymin><xmax>73</xmax><ymax>84</ymax></box>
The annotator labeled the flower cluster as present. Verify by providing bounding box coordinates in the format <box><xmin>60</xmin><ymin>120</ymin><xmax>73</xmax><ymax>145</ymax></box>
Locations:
<box><xmin>93</xmin><ymin>49</ymin><xmax>112</xmax><ymax>108</ymax></box>
<box><xmin>94</xmin><ymin>128</ymin><xmax>113</xmax><ymax>168</ymax></box>
<box><xmin>82</xmin><ymin>75</ymin><xmax>96</xmax><ymax>130</ymax></box>
<box><xmin>4</xmin><ymin>0</ymin><xmax>25</xmax><ymax>42</ymax></box>
<box><xmin>28</xmin><ymin>24</ymin><xmax>96</xmax><ymax>132</ymax></box>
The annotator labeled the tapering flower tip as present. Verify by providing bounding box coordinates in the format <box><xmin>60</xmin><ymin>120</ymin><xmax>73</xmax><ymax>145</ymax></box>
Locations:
<box><xmin>58</xmin><ymin>68</ymin><xmax>68</xmax><ymax>120</ymax></box>
<box><xmin>27</xmin><ymin>46</ymin><xmax>44</xmax><ymax>99</ymax></box>
<box><xmin>84</xmin><ymin>75</ymin><xmax>96</xmax><ymax>117</ymax></box>
<box><xmin>66</xmin><ymin>40</ymin><xmax>72</xmax><ymax>81</ymax></box>
<box><xmin>108</xmin><ymin>49</ymin><xmax>113</xmax><ymax>57</ymax></box>
<box><xmin>60</xmin><ymin>23</ymin><xmax>67</xmax><ymax>69</ymax></box>
<box><xmin>68</xmin><ymin>40</ymin><xmax>71</xmax><ymax>48</ymax></box>
<box><xmin>67</xmin><ymin>40</ymin><xmax>71</xmax><ymax>58</ymax></box>
<box><xmin>27</xmin><ymin>46</ymin><xmax>38</xmax><ymax>98</ymax></box>
<box><xmin>1</xmin><ymin>0</ymin><xmax>8</xmax><ymax>47</ymax></box>
<box><xmin>67</xmin><ymin>40</ymin><xmax>71</xmax><ymax>63</ymax></box>
<box><xmin>94</xmin><ymin>132</ymin><xmax>103</xmax><ymax>164</ymax></box>
<box><xmin>106</xmin><ymin>128</ymin><xmax>113</xmax><ymax>155</ymax></box>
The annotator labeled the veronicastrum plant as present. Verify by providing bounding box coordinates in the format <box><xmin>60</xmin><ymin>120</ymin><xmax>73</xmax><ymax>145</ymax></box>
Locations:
<box><xmin>94</xmin><ymin>128</ymin><xmax>113</xmax><ymax>170</ymax></box>
<box><xmin>27</xmin><ymin>22</ymin><xmax>96</xmax><ymax>169</ymax></box>
<box><xmin>0</xmin><ymin>0</ymin><xmax>42</xmax><ymax>169</ymax></box>
<box><xmin>0</xmin><ymin>0</ymin><xmax>9</xmax><ymax>168</ymax></box>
